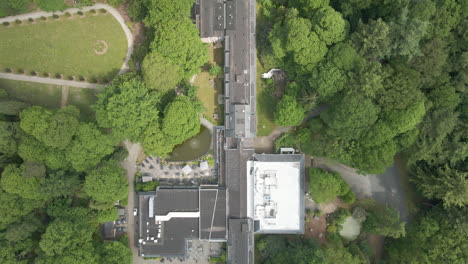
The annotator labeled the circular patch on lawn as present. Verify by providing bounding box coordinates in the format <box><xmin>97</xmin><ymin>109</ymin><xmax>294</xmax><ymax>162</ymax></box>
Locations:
<box><xmin>94</xmin><ymin>40</ymin><xmax>108</xmax><ymax>55</ymax></box>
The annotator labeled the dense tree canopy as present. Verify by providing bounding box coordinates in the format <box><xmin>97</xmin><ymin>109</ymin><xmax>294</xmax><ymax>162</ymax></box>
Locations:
<box><xmin>308</xmin><ymin>168</ymin><xmax>354</xmax><ymax>203</ymax></box>
<box><xmin>142</xmin><ymin>51</ymin><xmax>182</xmax><ymax>92</ymax></box>
<box><xmin>84</xmin><ymin>161</ymin><xmax>128</xmax><ymax>204</ymax></box>
<box><xmin>274</xmin><ymin>95</ymin><xmax>305</xmax><ymax>126</ymax></box>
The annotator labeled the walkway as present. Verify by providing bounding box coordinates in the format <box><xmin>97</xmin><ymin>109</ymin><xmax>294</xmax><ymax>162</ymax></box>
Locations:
<box><xmin>200</xmin><ymin>117</ymin><xmax>215</xmax><ymax>132</ymax></box>
<box><xmin>0</xmin><ymin>72</ymin><xmax>103</xmax><ymax>89</ymax></box>
<box><xmin>254</xmin><ymin>126</ymin><xmax>292</xmax><ymax>154</ymax></box>
<box><xmin>0</xmin><ymin>3</ymin><xmax>134</xmax><ymax>88</ymax></box>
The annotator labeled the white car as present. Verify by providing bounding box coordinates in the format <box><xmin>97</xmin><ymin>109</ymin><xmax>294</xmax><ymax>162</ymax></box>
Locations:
<box><xmin>133</xmin><ymin>208</ymin><xmax>138</xmax><ymax>216</ymax></box>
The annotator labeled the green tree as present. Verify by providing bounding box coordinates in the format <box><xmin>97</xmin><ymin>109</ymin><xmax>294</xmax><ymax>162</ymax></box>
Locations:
<box><xmin>1</xmin><ymin>163</ymin><xmax>47</xmax><ymax>200</ymax></box>
<box><xmin>99</xmin><ymin>241</ymin><xmax>132</xmax><ymax>264</ymax></box>
<box><xmin>0</xmin><ymin>187</ymin><xmax>42</xmax><ymax>230</ymax></box>
<box><xmin>5</xmin><ymin>214</ymin><xmax>42</xmax><ymax>242</ymax></box>
<box><xmin>65</xmin><ymin>123</ymin><xmax>116</xmax><ymax>172</ymax></box>
<box><xmin>84</xmin><ymin>161</ymin><xmax>128</xmax><ymax>204</ymax></box>
<box><xmin>274</xmin><ymin>95</ymin><xmax>305</xmax><ymax>126</ymax></box>
<box><xmin>41</xmin><ymin>170</ymin><xmax>81</xmax><ymax>199</ymax></box>
<box><xmin>20</xmin><ymin>106</ymin><xmax>79</xmax><ymax>150</ymax></box>
<box><xmin>311</xmin><ymin>6</ymin><xmax>348</xmax><ymax>45</ymax></box>
<box><xmin>209</xmin><ymin>64</ymin><xmax>222</xmax><ymax>76</ymax></box>
<box><xmin>351</xmin><ymin>18</ymin><xmax>391</xmax><ymax>59</ymax></box>
<box><xmin>309</xmin><ymin>168</ymin><xmax>351</xmax><ymax>203</ymax></box>
<box><xmin>0</xmin><ymin>100</ymin><xmax>29</xmax><ymax>116</ymax></box>
<box><xmin>95</xmin><ymin>76</ymin><xmax>161</xmax><ymax>142</ymax></box>
<box><xmin>39</xmin><ymin>220</ymin><xmax>93</xmax><ymax>256</ymax></box>
<box><xmin>363</xmin><ymin>205</ymin><xmax>406</xmax><ymax>238</ymax></box>
<box><xmin>144</xmin><ymin>0</ymin><xmax>194</xmax><ymax>26</ymax></box>
<box><xmin>161</xmin><ymin>96</ymin><xmax>201</xmax><ymax>147</ymax></box>
<box><xmin>386</xmin><ymin>206</ymin><xmax>467</xmax><ymax>264</ymax></box>
<box><xmin>0</xmin><ymin>121</ymin><xmax>20</xmax><ymax>155</ymax></box>
<box><xmin>151</xmin><ymin>18</ymin><xmax>208</xmax><ymax>78</ymax></box>
<box><xmin>309</xmin><ymin>62</ymin><xmax>346</xmax><ymax>99</ymax></box>
<box><xmin>142</xmin><ymin>52</ymin><xmax>182</xmax><ymax>92</ymax></box>
<box><xmin>321</xmin><ymin>94</ymin><xmax>380</xmax><ymax>140</ymax></box>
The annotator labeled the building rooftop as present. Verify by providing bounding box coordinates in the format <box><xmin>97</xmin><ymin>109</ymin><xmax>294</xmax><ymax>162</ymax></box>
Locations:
<box><xmin>247</xmin><ymin>154</ymin><xmax>305</xmax><ymax>233</ymax></box>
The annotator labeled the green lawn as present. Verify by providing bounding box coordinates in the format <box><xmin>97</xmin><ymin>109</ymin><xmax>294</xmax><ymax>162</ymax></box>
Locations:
<box><xmin>256</xmin><ymin>58</ymin><xmax>278</xmax><ymax>136</ymax></box>
<box><xmin>0</xmin><ymin>14</ymin><xmax>127</xmax><ymax>80</ymax></box>
<box><xmin>195</xmin><ymin>45</ymin><xmax>224</xmax><ymax>125</ymax></box>
<box><xmin>0</xmin><ymin>79</ymin><xmax>97</xmax><ymax>120</ymax></box>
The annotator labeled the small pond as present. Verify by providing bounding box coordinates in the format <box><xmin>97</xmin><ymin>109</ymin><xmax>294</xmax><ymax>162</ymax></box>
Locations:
<box><xmin>166</xmin><ymin>126</ymin><xmax>212</xmax><ymax>162</ymax></box>
<box><xmin>339</xmin><ymin>216</ymin><xmax>361</xmax><ymax>241</ymax></box>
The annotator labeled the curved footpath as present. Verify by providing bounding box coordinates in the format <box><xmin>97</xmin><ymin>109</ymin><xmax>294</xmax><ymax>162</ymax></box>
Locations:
<box><xmin>0</xmin><ymin>3</ymin><xmax>134</xmax><ymax>88</ymax></box>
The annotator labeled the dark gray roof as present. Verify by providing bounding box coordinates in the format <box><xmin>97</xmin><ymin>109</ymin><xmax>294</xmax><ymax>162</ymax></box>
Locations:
<box><xmin>199</xmin><ymin>187</ymin><xmax>227</xmax><ymax>240</ymax></box>
<box><xmin>198</xmin><ymin>0</ymin><xmax>224</xmax><ymax>38</ymax></box>
<box><xmin>227</xmin><ymin>219</ymin><xmax>254</xmax><ymax>264</ymax></box>
<box><xmin>139</xmin><ymin>218</ymin><xmax>199</xmax><ymax>258</ymax></box>
<box><xmin>154</xmin><ymin>188</ymin><xmax>199</xmax><ymax>215</ymax></box>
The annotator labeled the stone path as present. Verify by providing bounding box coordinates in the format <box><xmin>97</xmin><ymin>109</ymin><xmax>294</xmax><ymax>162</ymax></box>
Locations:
<box><xmin>0</xmin><ymin>3</ymin><xmax>134</xmax><ymax>88</ymax></box>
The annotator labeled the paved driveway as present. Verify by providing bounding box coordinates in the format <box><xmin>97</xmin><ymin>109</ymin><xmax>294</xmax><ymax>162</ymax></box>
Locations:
<box><xmin>312</xmin><ymin>157</ymin><xmax>409</xmax><ymax>222</ymax></box>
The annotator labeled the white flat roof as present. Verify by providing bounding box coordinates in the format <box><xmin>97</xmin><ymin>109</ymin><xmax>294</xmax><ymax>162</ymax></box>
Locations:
<box><xmin>247</xmin><ymin>160</ymin><xmax>301</xmax><ymax>232</ymax></box>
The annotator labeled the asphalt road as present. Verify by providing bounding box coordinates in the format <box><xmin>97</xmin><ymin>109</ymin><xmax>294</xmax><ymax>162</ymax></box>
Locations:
<box><xmin>312</xmin><ymin>157</ymin><xmax>409</xmax><ymax>222</ymax></box>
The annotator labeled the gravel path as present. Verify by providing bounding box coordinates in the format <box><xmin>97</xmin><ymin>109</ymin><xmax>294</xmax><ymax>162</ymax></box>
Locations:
<box><xmin>0</xmin><ymin>3</ymin><xmax>134</xmax><ymax>87</ymax></box>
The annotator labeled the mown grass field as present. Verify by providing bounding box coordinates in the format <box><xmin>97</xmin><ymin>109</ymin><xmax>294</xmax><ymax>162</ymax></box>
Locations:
<box><xmin>0</xmin><ymin>79</ymin><xmax>97</xmax><ymax>121</ymax></box>
<box><xmin>0</xmin><ymin>14</ymin><xmax>127</xmax><ymax>79</ymax></box>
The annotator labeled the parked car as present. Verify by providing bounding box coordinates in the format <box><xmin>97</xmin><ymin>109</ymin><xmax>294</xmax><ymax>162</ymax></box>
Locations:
<box><xmin>133</xmin><ymin>208</ymin><xmax>138</xmax><ymax>216</ymax></box>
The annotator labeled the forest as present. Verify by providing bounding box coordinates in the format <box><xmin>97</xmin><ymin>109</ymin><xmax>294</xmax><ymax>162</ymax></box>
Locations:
<box><xmin>0</xmin><ymin>0</ymin><xmax>208</xmax><ymax>263</ymax></box>
<box><xmin>257</xmin><ymin>0</ymin><xmax>467</xmax><ymax>263</ymax></box>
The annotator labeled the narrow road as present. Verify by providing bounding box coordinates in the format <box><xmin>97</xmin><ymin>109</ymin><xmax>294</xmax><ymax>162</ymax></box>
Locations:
<box><xmin>0</xmin><ymin>3</ymin><xmax>134</xmax><ymax>85</ymax></box>
<box><xmin>120</xmin><ymin>141</ymin><xmax>143</xmax><ymax>263</ymax></box>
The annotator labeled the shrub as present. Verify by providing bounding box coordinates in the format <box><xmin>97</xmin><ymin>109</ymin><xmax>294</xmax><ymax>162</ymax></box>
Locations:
<box><xmin>2</xmin><ymin>22</ymin><xmax>10</xmax><ymax>26</ymax></box>
<box><xmin>55</xmin><ymin>73</ymin><xmax>62</xmax><ymax>79</ymax></box>
<box><xmin>309</xmin><ymin>168</ymin><xmax>351</xmax><ymax>203</ymax></box>
<box><xmin>29</xmin><ymin>71</ymin><xmax>37</xmax><ymax>76</ymax></box>
<box><xmin>40</xmin><ymin>16</ymin><xmax>47</xmax><ymax>21</ymax></box>
<box><xmin>209</xmin><ymin>64</ymin><xmax>222</xmax><ymax>76</ymax></box>
<box><xmin>42</xmin><ymin>72</ymin><xmax>50</xmax><ymax>77</ymax></box>
<box><xmin>28</xmin><ymin>18</ymin><xmax>34</xmax><ymax>22</ymax></box>
<box><xmin>341</xmin><ymin>191</ymin><xmax>356</xmax><ymax>204</ymax></box>
<box><xmin>108</xmin><ymin>0</ymin><xmax>124</xmax><ymax>8</ymax></box>
<box><xmin>136</xmin><ymin>180</ymin><xmax>160</xmax><ymax>192</ymax></box>
<box><xmin>77</xmin><ymin>11</ymin><xmax>84</xmax><ymax>16</ymax></box>
<box><xmin>15</xmin><ymin>19</ymin><xmax>22</xmax><ymax>25</ymax></box>
<box><xmin>65</xmin><ymin>12</ymin><xmax>71</xmax><ymax>17</ymax></box>
<box><xmin>90</xmin><ymin>9</ymin><xmax>96</xmax><ymax>14</ymax></box>
<box><xmin>67</xmin><ymin>76</ymin><xmax>74</xmax><ymax>81</ymax></box>
<box><xmin>52</xmin><ymin>14</ymin><xmax>59</xmax><ymax>19</ymax></box>
<box><xmin>99</xmin><ymin>9</ymin><xmax>107</xmax><ymax>13</ymax></box>
<box><xmin>77</xmin><ymin>75</ymin><xmax>85</xmax><ymax>81</ymax></box>
<box><xmin>16</xmin><ymin>68</ymin><xmax>24</xmax><ymax>74</ymax></box>
<box><xmin>5</xmin><ymin>68</ymin><xmax>12</xmax><ymax>73</ymax></box>
<box><xmin>89</xmin><ymin>77</ymin><xmax>98</xmax><ymax>83</ymax></box>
